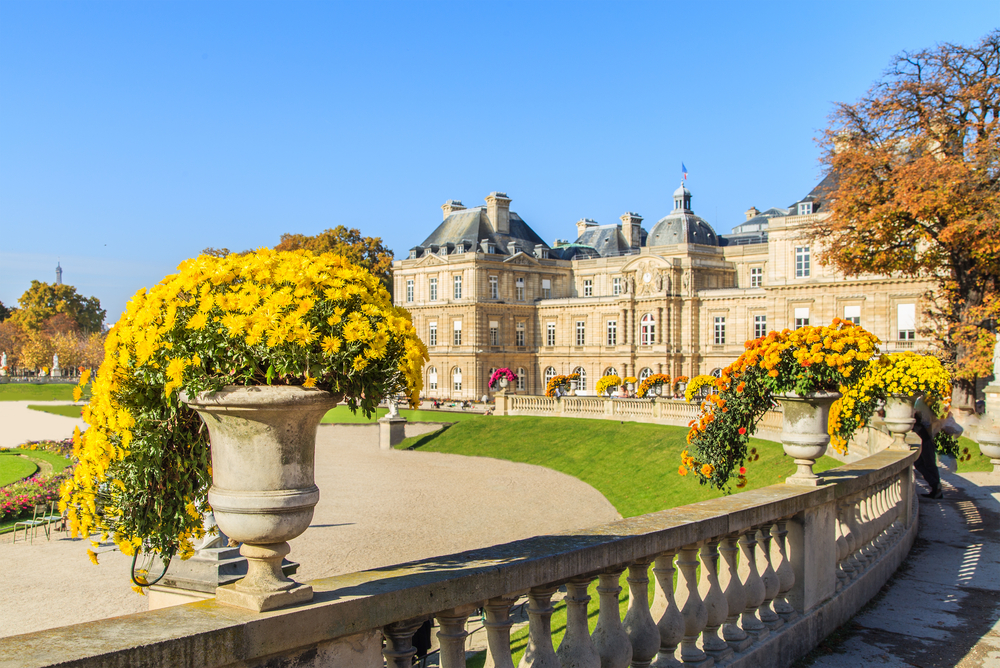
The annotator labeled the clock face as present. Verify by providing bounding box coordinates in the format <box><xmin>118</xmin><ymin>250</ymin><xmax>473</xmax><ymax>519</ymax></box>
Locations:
<box><xmin>643</xmin><ymin>272</ymin><xmax>652</xmax><ymax>283</ymax></box>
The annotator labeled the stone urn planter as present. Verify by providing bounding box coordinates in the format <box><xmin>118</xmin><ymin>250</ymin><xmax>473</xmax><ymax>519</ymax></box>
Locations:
<box><xmin>569</xmin><ymin>380</ymin><xmax>578</xmax><ymax>396</ymax></box>
<box><xmin>774</xmin><ymin>391</ymin><xmax>841</xmax><ymax>485</ymax></box>
<box><xmin>182</xmin><ymin>385</ymin><xmax>341</xmax><ymax>612</ymax></box>
<box><xmin>498</xmin><ymin>376</ymin><xmax>508</xmax><ymax>389</ymax></box>
<box><xmin>882</xmin><ymin>393</ymin><xmax>918</xmax><ymax>450</ymax></box>
<box><xmin>976</xmin><ymin>423</ymin><xmax>1000</xmax><ymax>475</ymax></box>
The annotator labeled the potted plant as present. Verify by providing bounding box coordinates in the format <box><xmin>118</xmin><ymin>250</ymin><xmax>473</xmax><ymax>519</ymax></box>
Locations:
<box><xmin>596</xmin><ymin>374</ymin><xmax>623</xmax><ymax>397</ymax></box>
<box><xmin>637</xmin><ymin>373</ymin><xmax>670</xmax><ymax>398</ymax></box>
<box><xmin>60</xmin><ymin>249</ymin><xmax>428</xmax><ymax>611</ymax></box>
<box><xmin>672</xmin><ymin>375</ymin><xmax>689</xmax><ymax>398</ymax></box>
<box><xmin>488</xmin><ymin>368</ymin><xmax>517</xmax><ymax>393</ymax></box>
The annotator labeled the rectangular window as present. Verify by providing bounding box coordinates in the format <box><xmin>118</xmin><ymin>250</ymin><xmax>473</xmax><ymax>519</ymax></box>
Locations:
<box><xmin>516</xmin><ymin>322</ymin><xmax>525</xmax><ymax>347</ymax></box>
<box><xmin>453</xmin><ymin>369</ymin><xmax>462</xmax><ymax>391</ymax></box>
<box><xmin>750</xmin><ymin>267</ymin><xmax>763</xmax><ymax>288</ymax></box>
<box><xmin>714</xmin><ymin>316</ymin><xmax>726</xmax><ymax>345</ymax></box>
<box><xmin>409</xmin><ymin>250</ymin><xmax>417</xmax><ymax>259</ymax></box>
<box><xmin>547</xmin><ymin>322</ymin><xmax>556</xmax><ymax>346</ymax></box>
<box><xmin>613</xmin><ymin>277</ymin><xmax>621</xmax><ymax>296</ymax></box>
<box><xmin>798</xmin><ymin>202</ymin><xmax>813</xmax><ymax>216</ymax></box>
<box><xmin>897</xmin><ymin>303</ymin><xmax>916</xmax><ymax>340</ymax></box>
<box><xmin>489</xmin><ymin>276</ymin><xmax>498</xmax><ymax>299</ymax></box>
<box><xmin>542</xmin><ymin>278</ymin><xmax>551</xmax><ymax>299</ymax></box>
<box><xmin>583</xmin><ymin>279</ymin><xmax>592</xmax><ymax>297</ymax></box>
<box><xmin>489</xmin><ymin>321</ymin><xmax>499</xmax><ymax>346</ymax></box>
<box><xmin>844</xmin><ymin>305</ymin><xmax>861</xmax><ymax>326</ymax></box>
<box><xmin>429</xmin><ymin>277</ymin><xmax>438</xmax><ymax>301</ymax></box>
<box><xmin>754</xmin><ymin>314</ymin><xmax>767</xmax><ymax>339</ymax></box>
<box><xmin>428</xmin><ymin>368</ymin><xmax>437</xmax><ymax>390</ymax></box>
<box><xmin>795</xmin><ymin>247</ymin><xmax>811</xmax><ymax>278</ymax></box>
<box><xmin>516</xmin><ymin>370</ymin><xmax>525</xmax><ymax>391</ymax></box>
<box><xmin>794</xmin><ymin>307</ymin><xmax>810</xmax><ymax>328</ymax></box>
<box><xmin>453</xmin><ymin>275</ymin><xmax>462</xmax><ymax>299</ymax></box>
<box><xmin>607</xmin><ymin>320</ymin><xmax>617</xmax><ymax>346</ymax></box>
<box><xmin>428</xmin><ymin>322</ymin><xmax>437</xmax><ymax>347</ymax></box>
<box><xmin>576</xmin><ymin>321</ymin><xmax>586</xmax><ymax>346</ymax></box>
<box><xmin>516</xmin><ymin>277</ymin><xmax>525</xmax><ymax>301</ymax></box>
<box><xmin>453</xmin><ymin>320</ymin><xmax>462</xmax><ymax>346</ymax></box>
<box><xmin>406</xmin><ymin>279</ymin><xmax>414</xmax><ymax>303</ymax></box>
<box><xmin>488</xmin><ymin>243</ymin><xmax>496</xmax><ymax>254</ymax></box>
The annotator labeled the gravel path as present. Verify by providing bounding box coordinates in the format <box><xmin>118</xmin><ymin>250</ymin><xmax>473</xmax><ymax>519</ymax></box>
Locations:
<box><xmin>0</xmin><ymin>411</ymin><xmax>619</xmax><ymax>638</ymax></box>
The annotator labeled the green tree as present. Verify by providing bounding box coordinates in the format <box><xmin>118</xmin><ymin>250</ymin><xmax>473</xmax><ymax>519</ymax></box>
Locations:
<box><xmin>813</xmin><ymin>30</ymin><xmax>1000</xmax><ymax>410</ymax></box>
<box><xmin>13</xmin><ymin>281</ymin><xmax>106</xmax><ymax>334</ymax></box>
<box><xmin>0</xmin><ymin>300</ymin><xmax>10</xmax><ymax>322</ymax></box>
<box><xmin>275</xmin><ymin>226</ymin><xmax>394</xmax><ymax>291</ymax></box>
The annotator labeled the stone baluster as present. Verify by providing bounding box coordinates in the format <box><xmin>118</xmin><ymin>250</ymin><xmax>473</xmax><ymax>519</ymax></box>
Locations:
<box><xmin>558</xmin><ymin>577</ymin><xmax>601</xmax><ymax>668</ymax></box>
<box><xmin>837</xmin><ymin>505</ymin><xmax>857</xmax><ymax>583</ymax></box>
<box><xmin>737</xmin><ymin>529</ymin><xmax>769</xmax><ymax>642</ymax></box>
<box><xmin>876</xmin><ymin>484</ymin><xmax>890</xmax><ymax>549</ymax></box>
<box><xmin>891</xmin><ymin>476</ymin><xmax>904</xmax><ymax>536</ymax></box>
<box><xmin>834</xmin><ymin>508</ymin><xmax>849</xmax><ymax>591</ymax></box>
<box><xmin>675</xmin><ymin>544</ymin><xmax>711</xmax><ymax>665</ymax></box>
<box><xmin>860</xmin><ymin>494</ymin><xmax>876</xmax><ymax>564</ymax></box>
<box><xmin>770</xmin><ymin>522</ymin><xmax>797</xmax><ymax>621</ymax></box>
<box><xmin>718</xmin><ymin>534</ymin><xmax>751</xmax><ymax>651</ymax></box>
<box><xmin>848</xmin><ymin>497</ymin><xmax>866</xmax><ymax>574</ymax></box>
<box><xmin>484</xmin><ymin>595</ymin><xmax>519</xmax><ymax>668</ymax></box>
<box><xmin>755</xmin><ymin>525</ymin><xmax>782</xmax><ymax>630</ymax></box>
<box><xmin>437</xmin><ymin>605</ymin><xmax>477</xmax><ymax>668</ymax></box>
<box><xmin>593</xmin><ymin>569</ymin><xmax>633</xmax><ymax>668</ymax></box>
<box><xmin>650</xmin><ymin>551</ymin><xmax>684</xmax><ymax>667</ymax></box>
<box><xmin>521</xmin><ymin>585</ymin><xmax>561</xmax><ymax>668</ymax></box>
<box><xmin>698</xmin><ymin>539</ymin><xmax>733</xmax><ymax>662</ymax></box>
<box><xmin>383</xmin><ymin>618</ymin><xmax>427</xmax><ymax>668</ymax></box>
<box><xmin>624</xmin><ymin>559</ymin><xmax>660</xmax><ymax>668</ymax></box>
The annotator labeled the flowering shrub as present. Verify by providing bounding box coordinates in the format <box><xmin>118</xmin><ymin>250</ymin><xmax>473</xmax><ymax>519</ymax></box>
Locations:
<box><xmin>60</xmin><ymin>250</ymin><xmax>428</xmax><ymax>562</ymax></box>
<box><xmin>2</xmin><ymin>472</ymin><xmax>70</xmax><ymax>521</ymax></box>
<box><xmin>680</xmin><ymin>320</ymin><xmax>880</xmax><ymax>490</ymax></box>
<box><xmin>545</xmin><ymin>373</ymin><xmax>580</xmax><ymax>397</ymax></box>
<box><xmin>488</xmin><ymin>368</ymin><xmax>517</xmax><ymax>389</ymax></box>
<box><xmin>637</xmin><ymin>374</ymin><xmax>671</xmax><ymax>398</ymax></box>
<box><xmin>623</xmin><ymin>376</ymin><xmax>638</xmax><ymax>386</ymax></box>
<box><xmin>684</xmin><ymin>375</ymin><xmax>717</xmax><ymax>402</ymax></box>
<box><xmin>17</xmin><ymin>438</ymin><xmax>75</xmax><ymax>458</ymax></box>
<box><xmin>673</xmin><ymin>376</ymin><xmax>689</xmax><ymax>394</ymax></box>
<box><xmin>595</xmin><ymin>374</ymin><xmax>622</xmax><ymax>396</ymax></box>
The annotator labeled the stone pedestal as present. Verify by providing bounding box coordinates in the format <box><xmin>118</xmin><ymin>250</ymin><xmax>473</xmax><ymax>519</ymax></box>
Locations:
<box><xmin>379</xmin><ymin>417</ymin><xmax>407</xmax><ymax>450</ymax></box>
<box><xmin>51</xmin><ymin>367</ymin><xmax>61</xmax><ymax>378</ymax></box>
<box><xmin>984</xmin><ymin>384</ymin><xmax>1000</xmax><ymax>423</ymax></box>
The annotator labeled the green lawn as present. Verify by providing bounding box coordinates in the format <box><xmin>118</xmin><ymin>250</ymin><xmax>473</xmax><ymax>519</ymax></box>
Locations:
<box><xmin>321</xmin><ymin>405</ymin><xmax>483</xmax><ymax>424</ymax></box>
<box><xmin>0</xmin><ymin>383</ymin><xmax>87</xmax><ymax>401</ymax></box>
<box><xmin>27</xmin><ymin>404</ymin><xmax>84</xmax><ymax>418</ymax></box>
<box><xmin>955</xmin><ymin>435</ymin><xmax>995</xmax><ymax>473</ymax></box>
<box><xmin>3</xmin><ymin>448</ymin><xmax>75</xmax><ymax>474</ymax></box>
<box><xmin>0</xmin><ymin>454</ymin><xmax>39</xmax><ymax>486</ymax></box>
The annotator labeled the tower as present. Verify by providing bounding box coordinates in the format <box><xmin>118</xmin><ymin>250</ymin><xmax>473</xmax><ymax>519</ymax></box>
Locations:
<box><xmin>56</xmin><ymin>262</ymin><xmax>63</xmax><ymax>285</ymax></box>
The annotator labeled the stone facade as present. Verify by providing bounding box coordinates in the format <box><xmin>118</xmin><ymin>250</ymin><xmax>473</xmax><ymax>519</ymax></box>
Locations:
<box><xmin>393</xmin><ymin>182</ymin><xmax>935</xmax><ymax>399</ymax></box>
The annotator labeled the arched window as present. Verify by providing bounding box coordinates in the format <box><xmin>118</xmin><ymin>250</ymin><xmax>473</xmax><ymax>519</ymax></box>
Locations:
<box><xmin>545</xmin><ymin>366</ymin><xmax>557</xmax><ymax>386</ymax></box>
<box><xmin>710</xmin><ymin>368</ymin><xmax>722</xmax><ymax>378</ymax></box>
<box><xmin>517</xmin><ymin>367</ymin><xmax>526</xmax><ymax>391</ymax></box>
<box><xmin>639</xmin><ymin>367</ymin><xmax>653</xmax><ymax>382</ymax></box>
<box><xmin>574</xmin><ymin>366</ymin><xmax>588</xmax><ymax>391</ymax></box>
<box><xmin>427</xmin><ymin>366</ymin><xmax>438</xmax><ymax>391</ymax></box>
<box><xmin>604</xmin><ymin>367</ymin><xmax>618</xmax><ymax>377</ymax></box>
<box><xmin>641</xmin><ymin>313</ymin><xmax>656</xmax><ymax>346</ymax></box>
<box><xmin>453</xmin><ymin>367</ymin><xmax>462</xmax><ymax>391</ymax></box>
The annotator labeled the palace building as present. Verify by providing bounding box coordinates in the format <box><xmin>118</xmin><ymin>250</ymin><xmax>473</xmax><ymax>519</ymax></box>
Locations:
<box><xmin>392</xmin><ymin>181</ymin><xmax>934</xmax><ymax>399</ymax></box>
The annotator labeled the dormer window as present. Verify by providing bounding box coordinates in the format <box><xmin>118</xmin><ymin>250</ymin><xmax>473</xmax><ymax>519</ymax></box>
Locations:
<box><xmin>798</xmin><ymin>202</ymin><xmax>813</xmax><ymax>216</ymax></box>
<box><xmin>409</xmin><ymin>250</ymin><xmax>417</xmax><ymax>259</ymax></box>
<box><xmin>488</xmin><ymin>244</ymin><xmax>496</xmax><ymax>254</ymax></box>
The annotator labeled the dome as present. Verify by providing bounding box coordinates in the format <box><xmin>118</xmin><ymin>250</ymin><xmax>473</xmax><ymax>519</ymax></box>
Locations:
<box><xmin>646</xmin><ymin>212</ymin><xmax>719</xmax><ymax>246</ymax></box>
<box><xmin>673</xmin><ymin>183</ymin><xmax>691</xmax><ymax>199</ymax></box>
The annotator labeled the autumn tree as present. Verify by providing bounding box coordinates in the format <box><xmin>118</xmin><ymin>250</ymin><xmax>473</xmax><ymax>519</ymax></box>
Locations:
<box><xmin>0</xmin><ymin>300</ymin><xmax>10</xmax><ymax>322</ymax></box>
<box><xmin>814</xmin><ymin>30</ymin><xmax>1000</xmax><ymax>410</ymax></box>
<box><xmin>275</xmin><ymin>226</ymin><xmax>394</xmax><ymax>291</ymax></box>
<box><xmin>0</xmin><ymin>320</ymin><xmax>27</xmax><ymax>368</ymax></box>
<box><xmin>12</xmin><ymin>281</ymin><xmax>106</xmax><ymax>334</ymax></box>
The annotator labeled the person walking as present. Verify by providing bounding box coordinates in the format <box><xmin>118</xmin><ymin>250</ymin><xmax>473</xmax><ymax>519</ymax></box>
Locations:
<box><xmin>910</xmin><ymin>397</ymin><xmax>961</xmax><ymax>500</ymax></box>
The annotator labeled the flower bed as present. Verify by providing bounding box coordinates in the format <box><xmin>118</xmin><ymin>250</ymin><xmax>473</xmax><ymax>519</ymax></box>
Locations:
<box><xmin>1</xmin><ymin>473</ymin><xmax>68</xmax><ymax>522</ymax></box>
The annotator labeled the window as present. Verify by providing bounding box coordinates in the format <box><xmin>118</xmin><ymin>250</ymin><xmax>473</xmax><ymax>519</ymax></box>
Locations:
<box><xmin>607</xmin><ymin>319</ymin><xmax>617</xmax><ymax>346</ymax></box>
<box><xmin>794</xmin><ymin>307</ymin><xmax>810</xmax><ymax>328</ymax></box>
<box><xmin>844</xmin><ymin>305</ymin><xmax>861</xmax><ymax>326</ymax></box>
<box><xmin>428</xmin><ymin>322</ymin><xmax>437</xmax><ymax>347</ymax></box>
<box><xmin>798</xmin><ymin>202</ymin><xmax>813</xmax><ymax>216</ymax></box>
<box><xmin>547</xmin><ymin>322</ymin><xmax>556</xmax><ymax>346</ymax></box>
<box><xmin>406</xmin><ymin>279</ymin><xmax>414</xmax><ymax>303</ymax></box>
<box><xmin>576</xmin><ymin>321</ymin><xmax>586</xmax><ymax>346</ymax></box>
<box><xmin>639</xmin><ymin>367</ymin><xmax>652</xmax><ymax>382</ymax></box>
<box><xmin>613</xmin><ymin>277</ymin><xmax>622</xmax><ymax>296</ymax></box>
<box><xmin>427</xmin><ymin>366</ymin><xmax>438</xmax><ymax>391</ymax></box>
<box><xmin>898</xmin><ymin>303</ymin><xmax>916</xmax><ymax>340</ymax></box>
<box><xmin>714</xmin><ymin>316</ymin><xmax>726</xmax><ymax>345</ymax></box>
<box><xmin>516</xmin><ymin>277</ymin><xmax>525</xmax><ymax>301</ymax></box>
<box><xmin>641</xmin><ymin>313</ymin><xmax>656</xmax><ymax>346</ymax></box>
<box><xmin>795</xmin><ymin>247</ymin><xmax>811</xmax><ymax>278</ymax></box>
<box><xmin>584</xmin><ymin>279</ymin><xmax>593</xmax><ymax>297</ymax></box>
<box><xmin>489</xmin><ymin>276</ymin><xmax>498</xmax><ymax>299</ymax></box>
<box><xmin>453</xmin><ymin>275</ymin><xmax>462</xmax><ymax>299</ymax></box>
<box><xmin>754</xmin><ymin>314</ymin><xmax>767</xmax><ymax>339</ymax></box>
<box><xmin>409</xmin><ymin>250</ymin><xmax>417</xmax><ymax>259</ymax></box>
<box><xmin>517</xmin><ymin>368</ymin><xmax>526</xmax><ymax>391</ymax></box>
<box><xmin>542</xmin><ymin>279</ymin><xmax>551</xmax><ymax>299</ymax></box>
<box><xmin>605</xmin><ymin>367</ymin><xmax>618</xmax><ymax>377</ymax></box>
<box><xmin>545</xmin><ymin>366</ymin><xmax>557</xmax><ymax>386</ymax></box>
<box><xmin>574</xmin><ymin>367</ymin><xmax>587</xmax><ymax>391</ymax></box>
<box><xmin>429</xmin><ymin>277</ymin><xmax>438</xmax><ymax>301</ymax></box>
<box><xmin>489</xmin><ymin>321</ymin><xmax>499</xmax><ymax>346</ymax></box>
<box><xmin>453</xmin><ymin>320</ymin><xmax>462</xmax><ymax>345</ymax></box>
<box><xmin>750</xmin><ymin>267</ymin><xmax>763</xmax><ymax>288</ymax></box>
<box><xmin>452</xmin><ymin>367</ymin><xmax>462</xmax><ymax>391</ymax></box>
<box><xmin>516</xmin><ymin>322</ymin><xmax>525</xmax><ymax>346</ymax></box>
<box><xmin>488</xmin><ymin>243</ymin><xmax>496</xmax><ymax>254</ymax></box>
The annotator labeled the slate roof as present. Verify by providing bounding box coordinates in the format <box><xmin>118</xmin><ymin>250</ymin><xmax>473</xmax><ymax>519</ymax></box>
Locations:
<box><xmin>415</xmin><ymin>208</ymin><xmax>549</xmax><ymax>256</ymax></box>
<box><xmin>789</xmin><ymin>172</ymin><xmax>838</xmax><ymax>214</ymax></box>
<box><xmin>646</xmin><ymin>212</ymin><xmax>720</xmax><ymax>246</ymax></box>
<box><xmin>565</xmin><ymin>224</ymin><xmax>647</xmax><ymax>258</ymax></box>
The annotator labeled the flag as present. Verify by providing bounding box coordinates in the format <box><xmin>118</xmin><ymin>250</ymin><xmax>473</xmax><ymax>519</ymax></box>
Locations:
<box><xmin>682</xmin><ymin>163</ymin><xmax>688</xmax><ymax>181</ymax></box>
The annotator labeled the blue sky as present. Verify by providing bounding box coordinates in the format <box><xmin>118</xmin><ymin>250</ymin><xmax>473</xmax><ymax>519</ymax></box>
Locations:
<box><xmin>1</xmin><ymin>1</ymin><xmax>997</xmax><ymax>324</ymax></box>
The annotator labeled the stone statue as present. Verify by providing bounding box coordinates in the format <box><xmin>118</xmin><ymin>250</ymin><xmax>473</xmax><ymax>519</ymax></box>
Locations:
<box><xmin>1</xmin><ymin>352</ymin><xmax>6</xmax><ymax>368</ymax></box>
<box><xmin>52</xmin><ymin>353</ymin><xmax>59</xmax><ymax>369</ymax></box>
<box><xmin>387</xmin><ymin>397</ymin><xmax>399</xmax><ymax>418</ymax></box>
<box><xmin>682</xmin><ymin>272</ymin><xmax>689</xmax><ymax>294</ymax></box>
<box><xmin>993</xmin><ymin>336</ymin><xmax>1000</xmax><ymax>380</ymax></box>
<box><xmin>655</xmin><ymin>273</ymin><xmax>662</xmax><ymax>291</ymax></box>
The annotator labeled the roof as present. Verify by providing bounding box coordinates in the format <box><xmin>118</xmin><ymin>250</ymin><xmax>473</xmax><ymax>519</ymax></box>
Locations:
<box><xmin>789</xmin><ymin>172</ymin><xmax>838</xmax><ymax>214</ymax></box>
<box><xmin>416</xmin><ymin>208</ymin><xmax>549</xmax><ymax>256</ymax></box>
<box><xmin>647</xmin><ymin>212</ymin><xmax>719</xmax><ymax>246</ymax></box>
<box><xmin>570</xmin><ymin>224</ymin><xmax>646</xmax><ymax>258</ymax></box>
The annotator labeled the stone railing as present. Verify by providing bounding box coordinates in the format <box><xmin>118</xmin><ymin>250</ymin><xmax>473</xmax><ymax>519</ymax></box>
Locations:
<box><xmin>7</xmin><ymin>448</ymin><xmax>919</xmax><ymax>668</ymax></box>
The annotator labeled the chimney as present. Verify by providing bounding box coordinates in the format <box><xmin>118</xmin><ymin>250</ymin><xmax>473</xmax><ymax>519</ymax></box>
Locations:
<box><xmin>576</xmin><ymin>218</ymin><xmax>598</xmax><ymax>238</ymax></box>
<box><xmin>485</xmin><ymin>192</ymin><xmax>511</xmax><ymax>234</ymax></box>
<box><xmin>744</xmin><ymin>206</ymin><xmax>759</xmax><ymax>222</ymax></box>
<box><xmin>441</xmin><ymin>199</ymin><xmax>466</xmax><ymax>220</ymax></box>
<box><xmin>620</xmin><ymin>212</ymin><xmax>643</xmax><ymax>249</ymax></box>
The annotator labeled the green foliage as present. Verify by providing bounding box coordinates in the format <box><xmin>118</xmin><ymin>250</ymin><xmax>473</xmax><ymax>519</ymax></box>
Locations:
<box><xmin>275</xmin><ymin>226</ymin><xmax>394</xmax><ymax>291</ymax></box>
<box><xmin>0</xmin><ymin>300</ymin><xmax>10</xmax><ymax>322</ymax></box>
<box><xmin>13</xmin><ymin>281</ymin><xmax>105</xmax><ymax>333</ymax></box>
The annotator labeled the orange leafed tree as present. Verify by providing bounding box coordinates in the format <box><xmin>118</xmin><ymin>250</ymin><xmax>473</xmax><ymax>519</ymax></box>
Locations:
<box><xmin>274</xmin><ymin>226</ymin><xmax>394</xmax><ymax>292</ymax></box>
<box><xmin>813</xmin><ymin>30</ymin><xmax>1000</xmax><ymax>410</ymax></box>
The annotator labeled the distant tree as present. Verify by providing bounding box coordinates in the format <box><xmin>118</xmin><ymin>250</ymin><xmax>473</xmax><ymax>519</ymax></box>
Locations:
<box><xmin>0</xmin><ymin>320</ymin><xmax>27</xmax><ymax>368</ymax></box>
<box><xmin>202</xmin><ymin>247</ymin><xmax>232</xmax><ymax>257</ymax></box>
<box><xmin>20</xmin><ymin>332</ymin><xmax>55</xmax><ymax>371</ymax></box>
<box><xmin>81</xmin><ymin>331</ymin><xmax>107</xmax><ymax>370</ymax></box>
<box><xmin>42</xmin><ymin>313</ymin><xmax>81</xmax><ymax>338</ymax></box>
<box><xmin>275</xmin><ymin>226</ymin><xmax>394</xmax><ymax>291</ymax></box>
<box><xmin>813</xmin><ymin>30</ymin><xmax>1000</xmax><ymax>410</ymax></box>
<box><xmin>12</xmin><ymin>281</ymin><xmax>106</xmax><ymax>334</ymax></box>
<box><xmin>0</xmin><ymin>300</ymin><xmax>10</xmax><ymax>322</ymax></box>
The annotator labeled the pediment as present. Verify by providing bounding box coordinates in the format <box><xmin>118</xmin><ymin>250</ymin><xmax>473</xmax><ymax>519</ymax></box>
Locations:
<box><xmin>502</xmin><ymin>251</ymin><xmax>540</xmax><ymax>266</ymax></box>
<box><xmin>415</xmin><ymin>253</ymin><xmax>448</xmax><ymax>267</ymax></box>
<box><xmin>620</xmin><ymin>255</ymin><xmax>671</xmax><ymax>273</ymax></box>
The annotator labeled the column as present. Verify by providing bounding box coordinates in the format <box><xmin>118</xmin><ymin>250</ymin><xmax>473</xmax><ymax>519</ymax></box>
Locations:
<box><xmin>651</xmin><ymin>551</ymin><xmax>684</xmax><ymax>667</ymax></box>
<box><xmin>521</xmin><ymin>585</ymin><xmax>561</xmax><ymax>668</ymax></box>
<box><xmin>484</xmin><ymin>596</ymin><xmax>518</xmax><ymax>668</ymax></box>
<box><xmin>786</xmin><ymin>503</ymin><xmax>837</xmax><ymax>614</ymax></box>
<box><xmin>771</xmin><ymin>521</ymin><xmax>798</xmax><ymax>621</ymax></box>
<box><xmin>698</xmin><ymin>539</ymin><xmax>733</xmax><ymax>661</ymax></box>
<box><xmin>436</xmin><ymin>605</ymin><xmax>476</xmax><ymax>668</ymax></box>
<box><xmin>557</xmin><ymin>577</ymin><xmax>600</xmax><ymax>668</ymax></box>
<box><xmin>593</xmin><ymin>569</ymin><xmax>633</xmax><ymax>668</ymax></box>
<box><xmin>621</xmin><ymin>309</ymin><xmax>629</xmax><ymax>345</ymax></box>
<box><xmin>383</xmin><ymin>618</ymin><xmax>426</xmax><ymax>668</ymax></box>
<box><xmin>719</xmin><ymin>534</ymin><xmax>751</xmax><ymax>652</ymax></box>
<box><xmin>737</xmin><ymin>530</ymin><xmax>769</xmax><ymax>642</ymax></box>
<box><xmin>657</xmin><ymin>307</ymin><xmax>664</xmax><ymax>344</ymax></box>
<box><xmin>675</xmin><ymin>544</ymin><xmax>712</xmax><ymax>665</ymax></box>
<box><xmin>623</xmin><ymin>559</ymin><xmax>659</xmax><ymax>668</ymax></box>
<box><xmin>755</xmin><ymin>524</ymin><xmax>783</xmax><ymax>630</ymax></box>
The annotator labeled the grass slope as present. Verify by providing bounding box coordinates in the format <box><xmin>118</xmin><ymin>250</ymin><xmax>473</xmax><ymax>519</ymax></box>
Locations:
<box><xmin>27</xmin><ymin>404</ymin><xmax>84</xmax><ymax>418</ymax></box>
<box><xmin>0</xmin><ymin>384</ymin><xmax>83</xmax><ymax>401</ymax></box>
<box><xmin>321</xmin><ymin>405</ymin><xmax>481</xmax><ymax>424</ymax></box>
<box><xmin>3</xmin><ymin>448</ymin><xmax>75</xmax><ymax>474</ymax></box>
<box><xmin>0</xmin><ymin>454</ymin><xmax>39</xmax><ymax>486</ymax></box>
<box><xmin>955</xmin><ymin>435</ymin><xmax>995</xmax><ymax>473</ymax></box>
